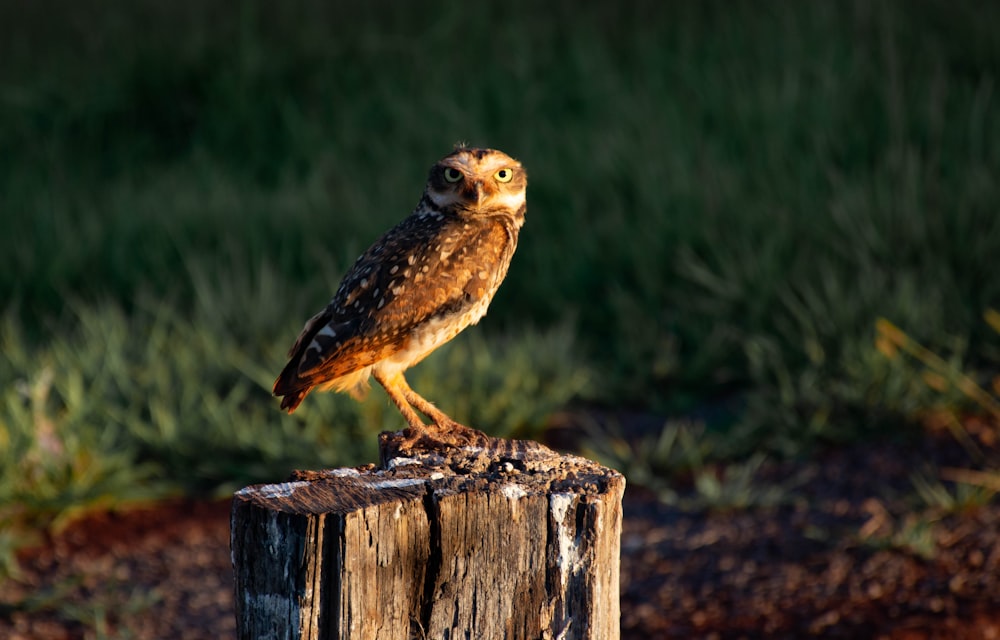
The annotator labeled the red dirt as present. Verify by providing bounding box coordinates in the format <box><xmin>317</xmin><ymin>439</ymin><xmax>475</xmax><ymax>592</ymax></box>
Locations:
<box><xmin>1</xmin><ymin>500</ymin><xmax>234</xmax><ymax>640</ymax></box>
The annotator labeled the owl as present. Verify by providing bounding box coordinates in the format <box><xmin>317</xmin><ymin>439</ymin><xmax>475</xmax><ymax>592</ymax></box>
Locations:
<box><xmin>273</xmin><ymin>146</ymin><xmax>526</xmax><ymax>447</ymax></box>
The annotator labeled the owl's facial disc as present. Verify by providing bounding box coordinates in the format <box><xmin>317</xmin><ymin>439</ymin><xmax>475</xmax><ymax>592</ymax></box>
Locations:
<box><xmin>428</xmin><ymin>148</ymin><xmax>526</xmax><ymax>213</ymax></box>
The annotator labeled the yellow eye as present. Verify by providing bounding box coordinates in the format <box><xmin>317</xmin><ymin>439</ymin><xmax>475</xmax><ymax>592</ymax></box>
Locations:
<box><xmin>443</xmin><ymin>167</ymin><xmax>463</xmax><ymax>183</ymax></box>
<box><xmin>494</xmin><ymin>168</ymin><xmax>514</xmax><ymax>183</ymax></box>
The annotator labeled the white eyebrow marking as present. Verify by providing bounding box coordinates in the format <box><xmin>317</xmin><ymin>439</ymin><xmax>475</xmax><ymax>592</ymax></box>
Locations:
<box><xmin>428</xmin><ymin>190</ymin><xmax>464</xmax><ymax>209</ymax></box>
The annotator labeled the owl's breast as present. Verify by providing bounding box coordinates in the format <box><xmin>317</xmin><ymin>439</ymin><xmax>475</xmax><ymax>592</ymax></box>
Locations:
<box><xmin>365</xmin><ymin>214</ymin><xmax>519</xmax><ymax>373</ymax></box>
<box><xmin>378</xmin><ymin>293</ymin><xmax>493</xmax><ymax>372</ymax></box>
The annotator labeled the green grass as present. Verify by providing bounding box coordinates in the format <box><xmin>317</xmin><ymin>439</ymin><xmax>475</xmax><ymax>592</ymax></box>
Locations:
<box><xmin>2</xmin><ymin>0</ymin><xmax>1000</xmax><ymax>579</ymax></box>
<box><xmin>584</xmin><ymin>419</ymin><xmax>798</xmax><ymax>511</ymax></box>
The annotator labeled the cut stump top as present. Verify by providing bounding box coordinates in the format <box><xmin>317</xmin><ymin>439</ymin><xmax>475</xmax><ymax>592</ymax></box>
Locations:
<box><xmin>234</xmin><ymin>431</ymin><xmax>624</xmax><ymax>516</ymax></box>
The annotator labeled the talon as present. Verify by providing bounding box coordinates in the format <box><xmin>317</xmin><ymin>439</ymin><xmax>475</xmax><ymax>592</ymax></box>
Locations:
<box><xmin>434</xmin><ymin>422</ymin><xmax>491</xmax><ymax>447</ymax></box>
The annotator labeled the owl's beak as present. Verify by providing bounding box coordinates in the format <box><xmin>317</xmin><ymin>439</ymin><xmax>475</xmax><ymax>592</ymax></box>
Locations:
<box><xmin>468</xmin><ymin>180</ymin><xmax>487</xmax><ymax>207</ymax></box>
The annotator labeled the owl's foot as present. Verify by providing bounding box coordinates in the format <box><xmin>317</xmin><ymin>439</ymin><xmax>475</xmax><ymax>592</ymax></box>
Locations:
<box><xmin>380</xmin><ymin>423</ymin><xmax>557</xmax><ymax>470</ymax></box>
<box><xmin>397</xmin><ymin>421</ymin><xmax>490</xmax><ymax>452</ymax></box>
<box><xmin>434</xmin><ymin>420</ymin><xmax>492</xmax><ymax>447</ymax></box>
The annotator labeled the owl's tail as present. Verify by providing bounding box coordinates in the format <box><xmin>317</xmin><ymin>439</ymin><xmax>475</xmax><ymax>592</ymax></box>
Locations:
<box><xmin>273</xmin><ymin>359</ymin><xmax>311</xmax><ymax>413</ymax></box>
<box><xmin>276</xmin><ymin>388</ymin><xmax>308</xmax><ymax>413</ymax></box>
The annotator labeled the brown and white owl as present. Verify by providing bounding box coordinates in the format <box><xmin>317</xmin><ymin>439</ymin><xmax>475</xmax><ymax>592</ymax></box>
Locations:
<box><xmin>273</xmin><ymin>146</ymin><xmax>526</xmax><ymax>447</ymax></box>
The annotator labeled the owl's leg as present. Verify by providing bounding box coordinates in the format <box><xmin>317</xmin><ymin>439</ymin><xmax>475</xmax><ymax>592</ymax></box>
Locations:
<box><xmin>373</xmin><ymin>370</ymin><xmax>428</xmax><ymax>433</ymax></box>
<box><xmin>376</xmin><ymin>370</ymin><xmax>488</xmax><ymax>448</ymax></box>
<box><xmin>394</xmin><ymin>375</ymin><xmax>490</xmax><ymax>445</ymax></box>
<box><xmin>392</xmin><ymin>374</ymin><xmax>462</xmax><ymax>428</ymax></box>
<box><xmin>401</xmin><ymin>385</ymin><xmax>461</xmax><ymax>429</ymax></box>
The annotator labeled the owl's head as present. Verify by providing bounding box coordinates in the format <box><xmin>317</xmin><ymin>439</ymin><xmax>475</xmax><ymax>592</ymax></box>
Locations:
<box><xmin>426</xmin><ymin>147</ymin><xmax>526</xmax><ymax>215</ymax></box>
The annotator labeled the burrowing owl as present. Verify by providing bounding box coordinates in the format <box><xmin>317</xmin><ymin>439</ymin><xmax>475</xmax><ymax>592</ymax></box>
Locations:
<box><xmin>273</xmin><ymin>147</ymin><xmax>526</xmax><ymax>446</ymax></box>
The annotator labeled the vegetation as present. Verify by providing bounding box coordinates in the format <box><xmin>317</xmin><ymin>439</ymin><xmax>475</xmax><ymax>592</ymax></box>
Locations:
<box><xmin>2</xmin><ymin>0</ymin><xmax>999</xmax><ymax>577</ymax></box>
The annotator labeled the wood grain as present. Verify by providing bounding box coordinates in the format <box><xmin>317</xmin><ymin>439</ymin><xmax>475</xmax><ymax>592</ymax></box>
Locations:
<box><xmin>231</xmin><ymin>434</ymin><xmax>624</xmax><ymax>639</ymax></box>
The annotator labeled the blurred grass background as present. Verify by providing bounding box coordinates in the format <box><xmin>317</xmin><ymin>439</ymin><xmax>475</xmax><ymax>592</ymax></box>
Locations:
<box><xmin>2</xmin><ymin>0</ymin><xmax>999</xmax><ymax>573</ymax></box>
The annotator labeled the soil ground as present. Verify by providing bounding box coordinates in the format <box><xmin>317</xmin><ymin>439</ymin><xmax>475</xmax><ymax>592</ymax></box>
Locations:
<box><xmin>2</xmin><ymin>427</ymin><xmax>999</xmax><ymax>639</ymax></box>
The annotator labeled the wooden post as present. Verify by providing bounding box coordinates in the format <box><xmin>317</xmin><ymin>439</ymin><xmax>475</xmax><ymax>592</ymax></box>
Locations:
<box><xmin>231</xmin><ymin>432</ymin><xmax>624</xmax><ymax>640</ymax></box>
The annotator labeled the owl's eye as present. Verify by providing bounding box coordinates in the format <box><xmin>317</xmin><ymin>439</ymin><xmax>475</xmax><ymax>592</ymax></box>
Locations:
<box><xmin>443</xmin><ymin>168</ymin><xmax>463</xmax><ymax>183</ymax></box>
<box><xmin>494</xmin><ymin>168</ymin><xmax>514</xmax><ymax>183</ymax></box>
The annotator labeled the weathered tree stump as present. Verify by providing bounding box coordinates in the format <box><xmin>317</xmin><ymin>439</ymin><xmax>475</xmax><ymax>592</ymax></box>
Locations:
<box><xmin>231</xmin><ymin>431</ymin><xmax>624</xmax><ymax>640</ymax></box>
